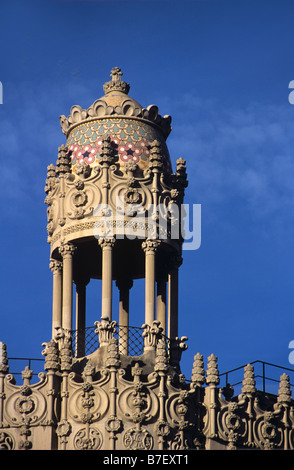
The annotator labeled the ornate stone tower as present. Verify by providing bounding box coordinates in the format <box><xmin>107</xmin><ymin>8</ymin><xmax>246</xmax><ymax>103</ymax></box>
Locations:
<box><xmin>1</xmin><ymin>68</ymin><xmax>294</xmax><ymax>452</ymax></box>
<box><xmin>47</xmin><ymin>66</ymin><xmax>186</xmax><ymax>352</ymax></box>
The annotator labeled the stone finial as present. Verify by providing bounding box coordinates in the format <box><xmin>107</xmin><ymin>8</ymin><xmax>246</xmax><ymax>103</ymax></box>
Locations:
<box><xmin>175</xmin><ymin>157</ymin><xmax>188</xmax><ymax>190</ymax></box>
<box><xmin>103</xmin><ymin>67</ymin><xmax>130</xmax><ymax>95</ymax></box>
<box><xmin>190</xmin><ymin>353</ymin><xmax>205</xmax><ymax>387</ymax></box>
<box><xmin>22</xmin><ymin>366</ymin><xmax>33</xmax><ymax>386</ymax></box>
<box><xmin>206</xmin><ymin>354</ymin><xmax>220</xmax><ymax>386</ymax></box>
<box><xmin>0</xmin><ymin>342</ymin><xmax>9</xmax><ymax>374</ymax></box>
<box><xmin>277</xmin><ymin>373</ymin><xmax>292</xmax><ymax>404</ymax></box>
<box><xmin>54</xmin><ymin>328</ymin><xmax>73</xmax><ymax>373</ymax></box>
<box><xmin>56</xmin><ymin>144</ymin><xmax>71</xmax><ymax>175</ymax></box>
<box><xmin>154</xmin><ymin>338</ymin><xmax>169</xmax><ymax>373</ymax></box>
<box><xmin>105</xmin><ymin>338</ymin><xmax>121</xmax><ymax>369</ymax></box>
<box><xmin>241</xmin><ymin>364</ymin><xmax>256</xmax><ymax>395</ymax></box>
<box><xmin>149</xmin><ymin>140</ymin><xmax>163</xmax><ymax>171</ymax></box>
<box><xmin>45</xmin><ymin>164</ymin><xmax>56</xmax><ymax>194</ymax></box>
<box><xmin>42</xmin><ymin>339</ymin><xmax>59</xmax><ymax>372</ymax></box>
<box><xmin>98</xmin><ymin>136</ymin><xmax>117</xmax><ymax>166</ymax></box>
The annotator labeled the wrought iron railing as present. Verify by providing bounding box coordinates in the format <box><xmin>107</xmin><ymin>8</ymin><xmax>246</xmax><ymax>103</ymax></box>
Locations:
<box><xmin>219</xmin><ymin>360</ymin><xmax>294</xmax><ymax>395</ymax></box>
<box><xmin>6</xmin><ymin>357</ymin><xmax>45</xmax><ymax>384</ymax></box>
<box><xmin>71</xmin><ymin>324</ymin><xmax>171</xmax><ymax>358</ymax></box>
<box><xmin>71</xmin><ymin>324</ymin><xmax>146</xmax><ymax>357</ymax></box>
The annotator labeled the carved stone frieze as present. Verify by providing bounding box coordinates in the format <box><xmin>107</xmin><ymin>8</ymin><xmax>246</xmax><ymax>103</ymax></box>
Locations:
<box><xmin>1</xmin><ymin>339</ymin><xmax>294</xmax><ymax>450</ymax></box>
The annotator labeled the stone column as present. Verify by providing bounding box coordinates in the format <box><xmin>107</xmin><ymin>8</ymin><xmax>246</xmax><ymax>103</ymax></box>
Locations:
<box><xmin>98</xmin><ymin>238</ymin><xmax>115</xmax><ymax>321</ymax></box>
<box><xmin>157</xmin><ymin>275</ymin><xmax>167</xmax><ymax>333</ymax></box>
<box><xmin>142</xmin><ymin>240</ymin><xmax>160</xmax><ymax>326</ymax></box>
<box><xmin>59</xmin><ymin>243</ymin><xmax>76</xmax><ymax>331</ymax></box>
<box><xmin>168</xmin><ymin>255</ymin><xmax>182</xmax><ymax>340</ymax></box>
<box><xmin>116</xmin><ymin>278</ymin><xmax>133</xmax><ymax>355</ymax></box>
<box><xmin>75</xmin><ymin>276</ymin><xmax>89</xmax><ymax>357</ymax></box>
<box><xmin>49</xmin><ymin>259</ymin><xmax>63</xmax><ymax>338</ymax></box>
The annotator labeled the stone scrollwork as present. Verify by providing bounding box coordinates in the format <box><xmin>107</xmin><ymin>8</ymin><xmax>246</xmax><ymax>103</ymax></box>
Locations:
<box><xmin>217</xmin><ymin>402</ymin><xmax>247</xmax><ymax>450</ymax></box>
<box><xmin>4</xmin><ymin>384</ymin><xmax>47</xmax><ymax>428</ymax></box>
<box><xmin>68</xmin><ymin>382</ymin><xmax>109</xmax><ymax>424</ymax></box>
<box><xmin>123</xmin><ymin>427</ymin><xmax>153</xmax><ymax>451</ymax></box>
<box><xmin>253</xmin><ymin>411</ymin><xmax>282</xmax><ymax>450</ymax></box>
<box><xmin>74</xmin><ymin>426</ymin><xmax>103</xmax><ymax>450</ymax></box>
<box><xmin>1</xmin><ymin>346</ymin><xmax>294</xmax><ymax>450</ymax></box>
<box><xmin>0</xmin><ymin>432</ymin><xmax>14</xmax><ymax>450</ymax></box>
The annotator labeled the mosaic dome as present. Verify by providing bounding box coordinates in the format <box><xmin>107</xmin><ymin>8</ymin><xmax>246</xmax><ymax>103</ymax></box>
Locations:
<box><xmin>59</xmin><ymin>68</ymin><xmax>173</xmax><ymax>174</ymax></box>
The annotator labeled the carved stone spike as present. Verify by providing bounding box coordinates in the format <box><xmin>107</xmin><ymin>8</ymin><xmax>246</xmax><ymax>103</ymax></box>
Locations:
<box><xmin>98</xmin><ymin>136</ymin><xmax>117</xmax><ymax>166</ymax></box>
<box><xmin>206</xmin><ymin>354</ymin><xmax>220</xmax><ymax>386</ymax></box>
<box><xmin>154</xmin><ymin>338</ymin><xmax>168</xmax><ymax>373</ymax></box>
<box><xmin>56</xmin><ymin>144</ymin><xmax>71</xmax><ymax>175</ymax></box>
<box><xmin>42</xmin><ymin>339</ymin><xmax>59</xmax><ymax>372</ymax></box>
<box><xmin>45</xmin><ymin>164</ymin><xmax>57</xmax><ymax>194</ymax></box>
<box><xmin>190</xmin><ymin>353</ymin><xmax>205</xmax><ymax>387</ymax></box>
<box><xmin>55</xmin><ymin>328</ymin><xmax>73</xmax><ymax>372</ymax></box>
<box><xmin>175</xmin><ymin>157</ymin><xmax>188</xmax><ymax>190</ymax></box>
<box><xmin>0</xmin><ymin>341</ymin><xmax>9</xmax><ymax>374</ymax></box>
<box><xmin>241</xmin><ymin>364</ymin><xmax>256</xmax><ymax>395</ymax></box>
<box><xmin>149</xmin><ymin>140</ymin><xmax>163</xmax><ymax>170</ymax></box>
<box><xmin>277</xmin><ymin>373</ymin><xmax>292</xmax><ymax>404</ymax></box>
<box><xmin>105</xmin><ymin>338</ymin><xmax>121</xmax><ymax>368</ymax></box>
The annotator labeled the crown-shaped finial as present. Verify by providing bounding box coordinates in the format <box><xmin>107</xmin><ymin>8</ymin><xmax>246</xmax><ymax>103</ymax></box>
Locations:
<box><xmin>103</xmin><ymin>67</ymin><xmax>130</xmax><ymax>95</ymax></box>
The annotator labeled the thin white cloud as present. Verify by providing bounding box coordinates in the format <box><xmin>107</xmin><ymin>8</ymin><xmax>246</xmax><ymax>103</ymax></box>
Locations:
<box><xmin>167</xmin><ymin>94</ymin><xmax>294</xmax><ymax>230</ymax></box>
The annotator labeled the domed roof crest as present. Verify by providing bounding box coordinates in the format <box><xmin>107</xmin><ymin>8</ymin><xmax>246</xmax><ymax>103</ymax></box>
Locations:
<box><xmin>59</xmin><ymin>68</ymin><xmax>172</xmax><ymax>140</ymax></box>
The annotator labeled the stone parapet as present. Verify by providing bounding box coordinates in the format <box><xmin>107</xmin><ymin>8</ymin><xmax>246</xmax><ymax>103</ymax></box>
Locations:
<box><xmin>0</xmin><ymin>333</ymin><xmax>293</xmax><ymax>451</ymax></box>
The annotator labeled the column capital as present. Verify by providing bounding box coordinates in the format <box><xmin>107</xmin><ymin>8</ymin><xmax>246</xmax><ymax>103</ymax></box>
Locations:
<box><xmin>142</xmin><ymin>239</ymin><xmax>161</xmax><ymax>254</ymax></box>
<box><xmin>49</xmin><ymin>259</ymin><xmax>63</xmax><ymax>274</ymax></box>
<box><xmin>98</xmin><ymin>237</ymin><xmax>116</xmax><ymax>249</ymax></box>
<box><xmin>59</xmin><ymin>242</ymin><xmax>76</xmax><ymax>259</ymax></box>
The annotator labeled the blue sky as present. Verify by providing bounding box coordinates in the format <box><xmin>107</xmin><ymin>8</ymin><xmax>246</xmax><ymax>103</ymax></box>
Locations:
<box><xmin>1</xmin><ymin>0</ymin><xmax>294</xmax><ymax>389</ymax></box>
